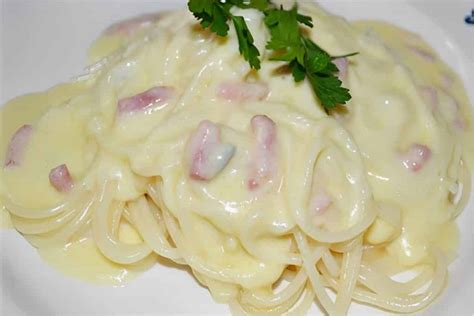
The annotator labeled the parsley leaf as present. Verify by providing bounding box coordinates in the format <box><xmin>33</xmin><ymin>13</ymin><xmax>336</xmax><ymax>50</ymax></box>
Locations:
<box><xmin>265</xmin><ymin>5</ymin><xmax>353</xmax><ymax>109</ymax></box>
<box><xmin>289</xmin><ymin>60</ymin><xmax>306</xmax><ymax>82</ymax></box>
<box><xmin>308</xmin><ymin>73</ymin><xmax>351</xmax><ymax>108</ymax></box>
<box><xmin>188</xmin><ymin>0</ymin><xmax>261</xmax><ymax>69</ymax></box>
<box><xmin>232</xmin><ymin>16</ymin><xmax>261</xmax><ymax>69</ymax></box>
<box><xmin>296</xmin><ymin>13</ymin><xmax>313</xmax><ymax>27</ymax></box>
<box><xmin>188</xmin><ymin>0</ymin><xmax>229</xmax><ymax>36</ymax></box>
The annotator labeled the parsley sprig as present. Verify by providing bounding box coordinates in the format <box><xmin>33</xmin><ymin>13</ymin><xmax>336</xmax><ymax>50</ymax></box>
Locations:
<box><xmin>188</xmin><ymin>0</ymin><xmax>267</xmax><ymax>69</ymax></box>
<box><xmin>187</xmin><ymin>0</ymin><xmax>356</xmax><ymax>109</ymax></box>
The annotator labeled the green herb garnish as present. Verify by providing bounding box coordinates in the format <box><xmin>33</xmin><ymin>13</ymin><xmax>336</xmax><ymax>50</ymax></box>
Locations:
<box><xmin>187</xmin><ymin>0</ymin><xmax>356</xmax><ymax>109</ymax></box>
<box><xmin>187</xmin><ymin>0</ymin><xmax>266</xmax><ymax>69</ymax></box>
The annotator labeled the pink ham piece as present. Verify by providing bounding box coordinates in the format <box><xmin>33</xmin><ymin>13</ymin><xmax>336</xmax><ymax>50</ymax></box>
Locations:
<box><xmin>407</xmin><ymin>45</ymin><xmax>436</xmax><ymax>62</ymax></box>
<box><xmin>446</xmin><ymin>95</ymin><xmax>466</xmax><ymax>131</ymax></box>
<box><xmin>333</xmin><ymin>58</ymin><xmax>348</xmax><ymax>81</ymax></box>
<box><xmin>186</xmin><ymin>120</ymin><xmax>236</xmax><ymax>181</ymax></box>
<box><xmin>418</xmin><ymin>85</ymin><xmax>438</xmax><ymax>111</ymax></box>
<box><xmin>217</xmin><ymin>82</ymin><xmax>269</xmax><ymax>103</ymax></box>
<box><xmin>104</xmin><ymin>13</ymin><xmax>160</xmax><ymax>36</ymax></box>
<box><xmin>441</xmin><ymin>73</ymin><xmax>454</xmax><ymax>89</ymax></box>
<box><xmin>401</xmin><ymin>144</ymin><xmax>432</xmax><ymax>172</ymax></box>
<box><xmin>4</xmin><ymin>125</ymin><xmax>33</xmax><ymax>168</ymax></box>
<box><xmin>247</xmin><ymin>115</ymin><xmax>277</xmax><ymax>190</ymax></box>
<box><xmin>309</xmin><ymin>191</ymin><xmax>333</xmax><ymax>227</ymax></box>
<box><xmin>309</xmin><ymin>191</ymin><xmax>332</xmax><ymax>216</ymax></box>
<box><xmin>49</xmin><ymin>164</ymin><xmax>74</xmax><ymax>193</ymax></box>
<box><xmin>117</xmin><ymin>86</ymin><xmax>174</xmax><ymax>116</ymax></box>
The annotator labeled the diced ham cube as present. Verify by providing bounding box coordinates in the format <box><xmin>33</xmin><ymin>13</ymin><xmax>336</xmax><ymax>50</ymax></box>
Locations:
<box><xmin>186</xmin><ymin>120</ymin><xmax>236</xmax><ymax>181</ymax></box>
<box><xmin>453</xmin><ymin>117</ymin><xmax>466</xmax><ymax>131</ymax></box>
<box><xmin>49</xmin><ymin>164</ymin><xmax>74</xmax><ymax>193</ymax></box>
<box><xmin>445</xmin><ymin>95</ymin><xmax>466</xmax><ymax>131</ymax></box>
<box><xmin>247</xmin><ymin>115</ymin><xmax>277</xmax><ymax>190</ymax></box>
<box><xmin>418</xmin><ymin>85</ymin><xmax>438</xmax><ymax>111</ymax></box>
<box><xmin>309</xmin><ymin>191</ymin><xmax>332</xmax><ymax>215</ymax></box>
<box><xmin>333</xmin><ymin>57</ymin><xmax>348</xmax><ymax>81</ymax></box>
<box><xmin>441</xmin><ymin>73</ymin><xmax>454</xmax><ymax>89</ymax></box>
<box><xmin>117</xmin><ymin>86</ymin><xmax>174</xmax><ymax>116</ymax></box>
<box><xmin>309</xmin><ymin>190</ymin><xmax>333</xmax><ymax>228</ymax></box>
<box><xmin>401</xmin><ymin>143</ymin><xmax>432</xmax><ymax>172</ymax></box>
<box><xmin>407</xmin><ymin>45</ymin><xmax>436</xmax><ymax>62</ymax></box>
<box><xmin>217</xmin><ymin>82</ymin><xmax>269</xmax><ymax>103</ymax></box>
<box><xmin>4</xmin><ymin>125</ymin><xmax>33</xmax><ymax>168</ymax></box>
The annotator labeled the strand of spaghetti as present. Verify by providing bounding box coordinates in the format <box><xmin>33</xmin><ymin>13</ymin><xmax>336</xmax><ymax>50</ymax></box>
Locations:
<box><xmin>309</xmin><ymin>245</ymin><xmax>328</xmax><ymax>263</ymax></box>
<box><xmin>147</xmin><ymin>182</ymin><xmax>165</xmax><ymax>209</ymax></box>
<box><xmin>334</xmin><ymin>237</ymin><xmax>363</xmax><ymax>315</ymax></box>
<box><xmin>279</xmin><ymin>269</ymin><xmax>297</xmax><ymax>282</ymax></box>
<box><xmin>358</xmin><ymin>263</ymin><xmax>433</xmax><ymax>296</ymax></box>
<box><xmin>121</xmin><ymin>207</ymin><xmax>135</xmax><ymax>225</ymax></box>
<box><xmin>197</xmin><ymin>273</ymin><xmax>240</xmax><ymax>304</ymax></box>
<box><xmin>453</xmin><ymin>160</ymin><xmax>471</xmax><ymax>218</ymax></box>
<box><xmin>11</xmin><ymin>200</ymin><xmax>80</xmax><ymax>235</ymax></box>
<box><xmin>238</xmin><ymin>282</ymin><xmax>307</xmax><ymax>316</ymax></box>
<box><xmin>194</xmin><ymin>270</ymin><xmax>241</xmax><ymax>305</ymax></box>
<box><xmin>144</xmin><ymin>196</ymin><xmax>165</xmax><ymax>222</ymax></box>
<box><xmin>92</xmin><ymin>181</ymin><xmax>152</xmax><ymax>264</ymax></box>
<box><xmin>322</xmin><ymin>250</ymin><xmax>340</xmax><ymax>277</ymax></box>
<box><xmin>147</xmin><ymin>183</ymin><xmax>187</xmax><ymax>264</ymax></box>
<box><xmin>323</xmin><ymin>268</ymin><xmax>439</xmax><ymax>313</ymax></box>
<box><xmin>25</xmin><ymin>198</ymin><xmax>95</xmax><ymax>248</ymax></box>
<box><xmin>148</xmin><ymin>184</ymin><xmax>186</xmax><ymax>244</ymax></box>
<box><xmin>4</xmin><ymin>193</ymin><xmax>76</xmax><ymax>219</ymax></box>
<box><xmin>332</xmin><ymin>236</ymin><xmax>368</xmax><ymax>253</ymax></box>
<box><xmin>285</xmin><ymin>285</ymin><xmax>315</xmax><ymax>316</ymax></box>
<box><xmin>147</xmin><ymin>180</ymin><xmax>187</xmax><ymax>264</ymax></box>
<box><xmin>128</xmin><ymin>196</ymin><xmax>182</xmax><ymax>260</ymax></box>
<box><xmin>351</xmin><ymin>266</ymin><xmax>445</xmax><ymax>312</ymax></box>
<box><xmin>240</xmin><ymin>267</ymin><xmax>308</xmax><ymax>308</ymax></box>
<box><xmin>147</xmin><ymin>183</ymin><xmax>179</xmax><ymax>233</ymax></box>
<box><xmin>294</xmin><ymin>230</ymin><xmax>335</xmax><ymax>315</ymax></box>
<box><xmin>229</xmin><ymin>299</ymin><xmax>248</xmax><ymax>316</ymax></box>
<box><xmin>306</xmin><ymin>210</ymin><xmax>376</xmax><ymax>244</ymax></box>
<box><xmin>318</xmin><ymin>261</ymin><xmax>342</xmax><ymax>288</ymax></box>
<box><xmin>361</xmin><ymin>250</ymin><xmax>409</xmax><ymax>276</ymax></box>
<box><xmin>146</xmin><ymin>198</ymin><xmax>184</xmax><ymax>259</ymax></box>
<box><xmin>110</xmin><ymin>201</ymin><xmax>124</xmax><ymax>237</ymax></box>
<box><xmin>192</xmin><ymin>270</ymin><xmax>209</xmax><ymax>288</ymax></box>
<box><xmin>146</xmin><ymin>197</ymin><xmax>177</xmax><ymax>240</ymax></box>
<box><xmin>321</xmin><ymin>250</ymin><xmax>447</xmax><ymax>313</ymax></box>
<box><xmin>376</xmin><ymin>203</ymin><xmax>402</xmax><ymax>230</ymax></box>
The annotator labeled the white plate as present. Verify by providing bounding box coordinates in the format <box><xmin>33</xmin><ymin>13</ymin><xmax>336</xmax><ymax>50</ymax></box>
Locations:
<box><xmin>1</xmin><ymin>1</ymin><xmax>473</xmax><ymax>315</ymax></box>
